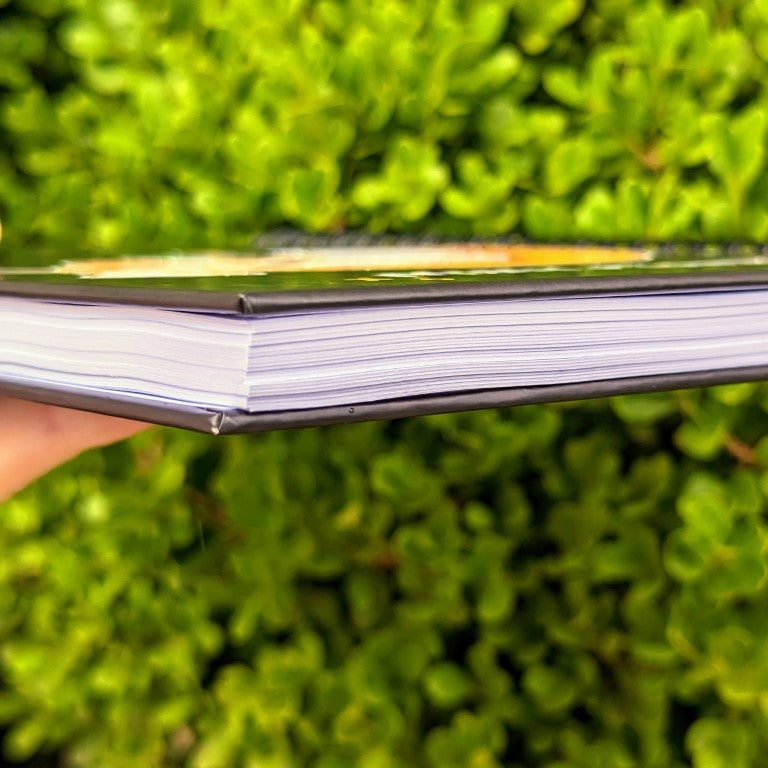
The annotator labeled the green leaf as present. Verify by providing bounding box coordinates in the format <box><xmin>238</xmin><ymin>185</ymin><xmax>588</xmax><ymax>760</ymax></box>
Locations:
<box><xmin>278</xmin><ymin>165</ymin><xmax>342</xmax><ymax>230</ymax></box>
<box><xmin>664</xmin><ymin>527</ymin><xmax>714</xmax><ymax>583</ymax></box>
<box><xmin>424</xmin><ymin>663</ymin><xmax>472</xmax><ymax>708</ymax></box>
<box><xmin>543</xmin><ymin>66</ymin><xmax>584</xmax><ymax>108</ymax></box>
<box><xmin>477</xmin><ymin>576</ymin><xmax>516</xmax><ymax>623</ymax></box>
<box><xmin>513</xmin><ymin>0</ymin><xmax>585</xmax><ymax>54</ymax></box>
<box><xmin>675</xmin><ymin>417</ymin><xmax>728</xmax><ymax>460</ymax></box>
<box><xmin>687</xmin><ymin>718</ymin><xmax>758</xmax><ymax>768</ymax></box>
<box><xmin>676</xmin><ymin>474</ymin><xmax>732</xmax><ymax>544</ymax></box>
<box><xmin>523</xmin><ymin>663</ymin><xmax>578</xmax><ymax>714</ymax></box>
<box><xmin>545</xmin><ymin>137</ymin><xmax>599</xmax><ymax>196</ymax></box>
<box><xmin>705</xmin><ymin>108</ymin><xmax>767</xmax><ymax>206</ymax></box>
<box><xmin>351</xmin><ymin>135</ymin><xmax>449</xmax><ymax>226</ymax></box>
<box><xmin>522</xmin><ymin>195</ymin><xmax>572</xmax><ymax>238</ymax></box>
<box><xmin>709</xmin><ymin>383</ymin><xmax>757</xmax><ymax>406</ymax></box>
<box><xmin>370</xmin><ymin>449</ymin><xmax>443</xmax><ymax>515</ymax></box>
<box><xmin>574</xmin><ymin>184</ymin><xmax>615</xmax><ymax>238</ymax></box>
<box><xmin>610</xmin><ymin>393</ymin><xmax>677</xmax><ymax>424</ymax></box>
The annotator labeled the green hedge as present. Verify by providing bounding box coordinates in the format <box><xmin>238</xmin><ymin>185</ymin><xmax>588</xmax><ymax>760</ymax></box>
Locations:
<box><xmin>6</xmin><ymin>0</ymin><xmax>768</xmax><ymax>247</ymax></box>
<box><xmin>3</xmin><ymin>1</ymin><xmax>768</xmax><ymax>766</ymax></box>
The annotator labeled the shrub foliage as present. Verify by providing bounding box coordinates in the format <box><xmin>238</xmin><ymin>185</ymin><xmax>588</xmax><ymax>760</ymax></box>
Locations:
<box><xmin>2</xmin><ymin>1</ymin><xmax>768</xmax><ymax>766</ymax></box>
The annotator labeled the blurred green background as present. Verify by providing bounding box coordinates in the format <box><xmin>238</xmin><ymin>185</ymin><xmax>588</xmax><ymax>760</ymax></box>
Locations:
<box><xmin>3</xmin><ymin>0</ymin><xmax>768</xmax><ymax>766</ymax></box>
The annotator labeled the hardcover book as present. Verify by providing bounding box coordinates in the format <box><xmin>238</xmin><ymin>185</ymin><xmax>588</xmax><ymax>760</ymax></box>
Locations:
<box><xmin>1</xmin><ymin>242</ymin><xmax>767</xmax><ymax>434</ymax></box>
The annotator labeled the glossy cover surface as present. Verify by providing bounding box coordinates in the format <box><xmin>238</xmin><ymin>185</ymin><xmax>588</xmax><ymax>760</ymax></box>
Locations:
<box><xmin>1</xmin><ymin>242</ymin><xmax>768</xmax><ymax>312</ymax></box>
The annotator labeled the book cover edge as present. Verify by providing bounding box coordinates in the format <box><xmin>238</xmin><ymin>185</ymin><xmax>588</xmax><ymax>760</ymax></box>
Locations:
<box><xmin>2</xmin><ymin>367</ymin><xmax>767</xmax><ymax>435</ymax></box>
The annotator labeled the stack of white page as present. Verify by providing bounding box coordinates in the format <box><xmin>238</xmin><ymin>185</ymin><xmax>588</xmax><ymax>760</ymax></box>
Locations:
<box><xmin>1</xmin><ymin>288</ymin><xmax>767</xmax><ymax>412</ymax></box>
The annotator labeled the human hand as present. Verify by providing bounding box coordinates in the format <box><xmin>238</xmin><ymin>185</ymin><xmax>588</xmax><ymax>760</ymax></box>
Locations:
<box><xmin>0</xmin><ymin>397</ymin><xmax>148</xmax><ymax>501</ymax></box>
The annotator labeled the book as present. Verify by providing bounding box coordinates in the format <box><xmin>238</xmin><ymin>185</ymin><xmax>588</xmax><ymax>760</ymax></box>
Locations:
<box><xmin>0</xmin><ymin>242</ymin><xmax>767</xmax><ymax>434</ymax></box>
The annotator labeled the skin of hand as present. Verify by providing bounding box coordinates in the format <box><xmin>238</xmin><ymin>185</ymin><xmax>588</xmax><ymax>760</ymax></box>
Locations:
<box><xmin>0</xmin><ymin>397</ymin><xmax>148</xmax><ymax>501</ymax></box>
